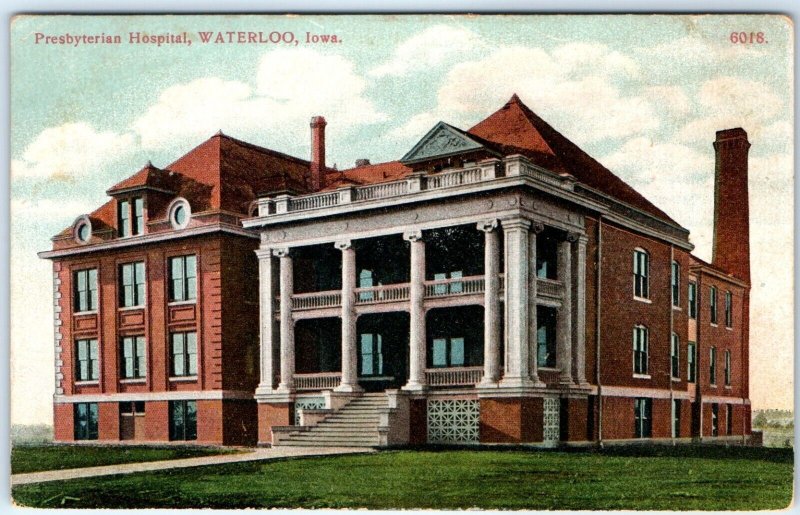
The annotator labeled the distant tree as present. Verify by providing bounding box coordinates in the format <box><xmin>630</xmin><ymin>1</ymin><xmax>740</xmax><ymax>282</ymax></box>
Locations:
<box><xmin>752</xmin><ymin>412</ymin><xmax>768</xmax><ymax>428</ymax></box>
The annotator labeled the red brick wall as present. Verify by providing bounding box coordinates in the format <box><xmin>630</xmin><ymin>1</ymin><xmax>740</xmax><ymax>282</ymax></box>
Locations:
<box><xmin>650</xmin><ymin>398</ymin><xmax>671</xmax><ymax>439</ymax></box>
<box><xmin>258</xmin><ymin>402</ymin><xmax>292</xmax><ymax>444</ymax></box>
<box><xmin>222</xmin><ymin>400</ymin><xmax>258</xmax><ymax>446</ymax></box>
<box><xmin>480</xmin><ymin>397</ymin><xmax>543</xmax><ymax>443</ymax></box>
<box><xmin>562</xmin><ymin>397</ymin><xmax>589</xmax><ymax>442</ymax></box>
<box><xmin>53</xmin><ymin>403</ymin><xmax>73</xmax><ymax>441</ymax></box>
<box><xmin>197</xmin><ymin>400</ymin><xmax>224</xmax><ymax>443</ymax></box>
<box><xmin>98</xmin><ymin>402</ymin><xmax>120</xmax><ymax>440</ymax></box>
<box><xmin>409</xmin><ymin>399</ymin><xmax>427</xmax><ymax>445</ymax></box>
<box><xmin>602</xmin><ymin>396</ymin><xmax>635</xmax><ymax>440</ymax></box>
<box><xmin>145</xmin><ymin>401</ymin><xmax>170</xmax><ymax>441</ymax></box>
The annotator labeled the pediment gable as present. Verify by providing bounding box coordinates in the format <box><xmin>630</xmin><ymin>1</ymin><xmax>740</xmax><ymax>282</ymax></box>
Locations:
<box><xmin>400</xmin><ymin>122</ymin><xmax>486</xmax><ymax>164</ymax></box>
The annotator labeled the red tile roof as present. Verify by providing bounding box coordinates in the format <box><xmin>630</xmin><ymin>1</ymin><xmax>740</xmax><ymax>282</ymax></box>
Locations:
<box><xmin>324</xmin><ymin>161</ymin><xmax>413</xmax><ymax>190</ymax></box>
<box><xmin>468</xmin><ymin>94</ymin><xmax>676</xmax><ymax>224</ymax></box>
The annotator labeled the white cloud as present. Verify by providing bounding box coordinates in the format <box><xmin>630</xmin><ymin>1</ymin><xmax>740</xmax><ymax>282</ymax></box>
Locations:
<box><xmin>11</xmin><ymin>198</ymin><xmax>93</xmax><ymax>221</ymax></box>
<box><xmin>369</xmin><ymin>25</ymin><xmax>484</xmax><ymax>78</ymax></box>
<box><xmin>394</xmin><ymin>44</ymin><xmax>659</xmax><ymax>146</ymax></box>
<box><xmin>134</xmin><ymin>49</ymin><xmax>385</xmax><ymax>152</ymax></box>
<box><xmin>11</xmin><ymin>122</ymin><xmax>134</xmax><ymax>179</ymax></box>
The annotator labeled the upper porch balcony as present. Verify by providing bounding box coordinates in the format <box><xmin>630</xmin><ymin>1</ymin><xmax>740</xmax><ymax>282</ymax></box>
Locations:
<box><xmin>252</xmin><ymin>154</ymin><xmax>577</xmax><ymax>220</ymax></box>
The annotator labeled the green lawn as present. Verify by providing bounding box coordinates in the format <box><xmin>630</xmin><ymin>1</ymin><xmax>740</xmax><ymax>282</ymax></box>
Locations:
<box><xmin>11</xmin><ymin>444</ymin><xmax>235</xmax><ymax>474</ymax></box>
<box><xmin>12</xmin><ymin>446</ymin><xmax>793</xmax><ymax>510</ymax></box>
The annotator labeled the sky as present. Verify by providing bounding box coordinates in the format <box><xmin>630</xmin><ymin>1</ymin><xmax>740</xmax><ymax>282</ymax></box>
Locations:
<box><xmin>9</xmin><ymin>14</ymin><xmax>794</xmax><ymax>425</ymax></box>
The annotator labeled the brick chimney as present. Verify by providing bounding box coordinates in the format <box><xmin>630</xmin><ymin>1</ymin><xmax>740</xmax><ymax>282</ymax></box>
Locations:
<box><xmin>712</xmin><ymin>128</ymin><xmax>751</xmax><ymax>284</ymax></box>
<box><xmin>310</xmin><ymin>116</ymin><xmax>327</xmax><ymax>191</ymax></box>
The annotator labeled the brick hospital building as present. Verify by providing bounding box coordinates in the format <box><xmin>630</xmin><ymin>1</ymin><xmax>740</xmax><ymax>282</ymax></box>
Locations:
<box><xmin>40</xmin><ymin>95</ymin><xmax>752</xmax><ymax>447</ymax></box>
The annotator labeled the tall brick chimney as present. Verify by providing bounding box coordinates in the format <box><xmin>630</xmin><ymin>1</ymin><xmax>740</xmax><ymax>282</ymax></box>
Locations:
<box><xmin>712</xmin><ymin>128</ymin><xmax>751</xmax><ymax>284</ymax></box>
<box><xmin>310</xmin><ymin>116</ymin><xmax>327</xmax><ymax>191</ymax></box>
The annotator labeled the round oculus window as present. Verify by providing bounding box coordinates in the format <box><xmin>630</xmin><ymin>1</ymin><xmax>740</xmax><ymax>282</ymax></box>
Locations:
<box><xmin>169</xmin><ymin>198</ymin><xmax>191</xmax><ymax>230</ymax></box>
<box><xmin>174</xmin><ymin>205</ymin><xmax>186</xmax><ymax>226</ymax></box>
<box><xmin>77</xmin><ymin>223</ymin><xmax>90</xmax><ymax>242</ymax></box>
<box><xmin>74</xmin><ymin>216</ymin><xmax>92</xmax><ymax>243</ymax></box>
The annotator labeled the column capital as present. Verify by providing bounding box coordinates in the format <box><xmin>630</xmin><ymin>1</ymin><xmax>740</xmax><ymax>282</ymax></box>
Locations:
<box><xmin>255</xmin><ymin>247</ymin><xmax>274</xmax><ymax>259</ymax></box>
<box><xmin>273</xmin><ymin>247</ymin><xmax>291</xmax><ymax>258</ymax></box>
<box><xmin>403</xmin><ymin>229</ymin><xmax>423</xmax><ymax>242</ymax></box>
<box><xmin>335</xmin><ymin>240</ymin><xmax>353</xmax><ymax>251</ymax></box>
<box><xmin>532</xmin><ymin>221</ymin><xmax>545</xmax><ymax>234</ymax></box>
<box><xmin>501</xmin><ymin>217</ymin><xmax>532</xmax><ymax>231</ymax></box>
<box><xmin>565</xmin><ymin>231</ymin><xmax>584</xmax><ymax>243</ymax></box>
<box><xmin>477</xmin><ymin>219</ymin><xmax>499</xmax><ymax>233</ymax></box>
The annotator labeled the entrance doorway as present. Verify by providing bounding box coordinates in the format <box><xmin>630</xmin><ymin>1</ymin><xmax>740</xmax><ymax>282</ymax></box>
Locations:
<box><xmin>357</xmin><ymin>312</ymin><xmax>409</xmax><ymax>391</ymax></box>
<box><xmin>120</xmin><ymin>401</ymin><xmax>145</xmax><ymax>440</ymax></box>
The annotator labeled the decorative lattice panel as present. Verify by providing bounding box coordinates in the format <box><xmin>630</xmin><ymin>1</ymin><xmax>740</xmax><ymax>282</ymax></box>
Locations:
<box><xmin>543</xmin><ymin>397</ymin><xmax>560</xmax><ymax>443</ymax></box>
<box><xmin>427</xmin><ymin>399</ymin><xmax>480</xmax><ymax>444</ymax></box>
<box><xmin>294</xmin><ymin>397</ymin><xmax>325</xmax><ymax>425</ymax></box>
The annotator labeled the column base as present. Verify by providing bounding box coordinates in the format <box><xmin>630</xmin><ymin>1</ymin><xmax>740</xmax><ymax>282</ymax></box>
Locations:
<box><xmin>478</xmin><ymin>378</ymin><xmax>500</xmax><ymax>388</ymax></box>
<box><xmin>333</xmin><ymin>383</ymin><xmax>364</xmax><ymax>393</ymax></box>
<box><xmin>255</xmin><ymin>385</ymin><xmax>276</xmax><ymax>397</ymax></box>
<box><xmin>401</xmin><ymin>381</ymin><xmax>428</xmax><ymax>392</ymax></box>
<box><xmin>499</xmin><ymin>376</ymin><xmax>545</xmax><ymax>389</ymax></box>
<box><xmin>276</xmin><ymin>383</ymin><xmax>295</xmax><ymax>394</ymax></box>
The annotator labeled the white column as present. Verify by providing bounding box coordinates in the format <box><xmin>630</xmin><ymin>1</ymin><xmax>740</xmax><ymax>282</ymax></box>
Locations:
<box><xmin>335</xmin><ymin>240</ymin><xmax>362</xmax><ymax>392</ymax></box>
<box><xmin>478</xmin><ymin>220</ymin><xmax>501</xmax><ymax>386</ymax></box>
<box><xmin>403</xmin><ymin>230</ymin><xmax>427</xmax><ymax>391</ymax></box>
<box><xmin>499</xmin><ymin>218</ymin><xmax>534</xmax><ymax>388</ymax></box>
<box><xmin>256</xmin><ymin>248</ymin><xmax>277</xmax><ymax>394</ymax></box>
<box><xmin>528</xmin><ymin>222</ymin><xmax>544</xmax><ymax>385</ymax></box>
<box><xmin>573</xmin><ymin>234</ymin><xmax>588</xmax><ymax>385</ymax></box>
<box><xmin>276</xmin><ymin>248</ymin><xmax>295</xmax><ymax>392</ymax></box>
<box><xmin>557</xmin><ymin>235</ymin><xmax>574</xmax><ymax>384</ymax></box>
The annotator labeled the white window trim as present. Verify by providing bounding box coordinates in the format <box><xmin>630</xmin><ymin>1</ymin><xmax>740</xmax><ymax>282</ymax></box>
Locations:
<box><xmin>73</xmin><ymin>215</ymin><xmax>93</xmax><ymax>244</ymax></box>
<box><xmin>632</xmin><ymin>248</ymin><xmax>650</xmax><ymax>300</ymax></box>
<box><xmin>168</xmin><ymin>197</ymin><xmax>192</xmax><ymax>230</ymax></box>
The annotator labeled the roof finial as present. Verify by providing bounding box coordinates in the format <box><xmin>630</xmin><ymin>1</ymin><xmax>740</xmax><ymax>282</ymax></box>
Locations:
<box><xmin>509</xmin><ymin>93</ymin><xmax>521</xmax><ymax>104</ymax></box>
<box><xmin>215</xmin><ymin>129</ymin><xmax>224</xmax><ymax>136</ymax></box>
<box><xmin>146</xmin><ymin>160</ymin><xmax>153</xmax><ymax>168</ymax></box>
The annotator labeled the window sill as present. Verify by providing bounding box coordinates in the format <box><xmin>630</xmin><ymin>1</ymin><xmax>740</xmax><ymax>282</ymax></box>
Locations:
<box><xmin>168</xmin><ymin>300</ymin><xmax>197</xmax><ymax>307</ymax></box>
<box><xmin>725</xmin><ymin>326</ymin><xmax>733</xmax><ymax>331</ymax></box>
<box><xmin>73</xmin><ymin>311</ymin><xmax>98</xmax><ymax>316</ymax></box>
<box><xmin>724</xmin><ymin>385</ymin><xmax>732</xmax><ymax>390</ymax></box>
<box><xmin>633</xmin><ymin>374</ymin><xmax>651</xmax><ymax>379</ymax></box>
<box><xmin>671</xmin><ymin>377</ymin><xmax>681</xmax><ymax>382</ymax></box>
<box><xmin>75</xmin><ymin>380</ymin><xmax>99</xmax><ymax>386</ymax></box>
<box><xmin>672</xmin><ymin>306</ymin><xmax>682</xmax><ymax>311</ymax></box>
<box><xmin>710</xmin><ymin>384</ymin><xmax>717</xmax><ymax>389</ymax></box>
<box><xmin>633</xmin><ymin>296</ymin><xmax>652</xmax><ymax>304</ymax></box>
<box><xmin>170</xmin><ymin>376</ymin><xmax>198</xmax><ymax>382</ymax></box>
<box><xmin>118</xmin><ymin>305</ymin><xmax>145</xmax><ymax>311</ymax></box>
<box><xmin>120</xmin><ymin>378</ymin><xmax>146</xmax><ymax>384</ymax></box>
<box><xmin>538</xmin><ymin>367</ymin><xmax>560</xmax><ymax>372</ymax></box>
<box><xmin>710</xmin><ymin>323</ymin><xmax>718</xmax><ymax>328</ymax></box>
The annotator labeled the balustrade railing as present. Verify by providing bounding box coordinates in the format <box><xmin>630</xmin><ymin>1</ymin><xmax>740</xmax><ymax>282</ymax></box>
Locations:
<box><xmin>519</xmin><ymin>162</ymin><xmax>565</xmax><ymax>188</ymax></box>
<box><xmin>425</xmin><ymin>366</ymin><xmax>484</xmax><ymax>386</ymax></box>
<box><xmin>353</xmin><ymin>181</ymin><xmax>409</xmax><ymax>201</ymax></box>
<box><xmin>354</xmin><ymin>283</ymin><xmax>410</xmax><ymax>304</ymax></box>
<box><xmin>288</xmin><ymin>191</ymin><xmax>340</xmax><ymax>211</ymax></box>
<box><xmin>424</xmin><ymin>275</ymin><xmax>485</xmax><ymax>297</ymax></box>
<box><xmin>426</xmin><ymin>166</ymin><xmax>484</xmax><ymax>189</ymax></box>
<box><xmin>537</xmin><ymin>278</ymin><xmax>563</xmax><ymax>299</ymax></box>
<box><xmin>294</xmin><ymin>372</ymin><xmax>341</xmax><ymax>391</ymax></box>
<box><xmin>291</xmin><ymin>290</ymin><xmax>342</xmax><ymax>310</ymax></box>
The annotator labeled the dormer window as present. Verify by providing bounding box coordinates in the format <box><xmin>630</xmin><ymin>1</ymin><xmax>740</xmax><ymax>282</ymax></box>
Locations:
<box><xmin>168</xmin><ymin>198</ymin><xmax>191</xmax><ymax>230</ymax></box>
<box><xmin>118</xmin><ymin>197</ymin><xmax>144</xmax><ymax>237</ymax></box>
<box><xmin>73</xmin><ymin>215</ymin><xmax>92</xmax><ymax>244</ymax></box>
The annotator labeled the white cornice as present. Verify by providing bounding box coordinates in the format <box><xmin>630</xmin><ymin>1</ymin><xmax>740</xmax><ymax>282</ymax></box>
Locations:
<box><xmin>39</xmin><ymin>223</ymin><xmax>258</xmax><ymax>259</ymax></box>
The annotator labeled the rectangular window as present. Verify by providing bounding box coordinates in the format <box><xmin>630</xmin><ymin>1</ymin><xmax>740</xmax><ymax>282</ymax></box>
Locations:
<box><xmin>168</xmin><ymin>255</ymin><xmax>197</xmax><ymax>302</ymax></box>
<box><xmin>709</xmin><ymin>286</ymin><xmax>718</xmax><ymax>324</ymax></box>
<box><xmin>75</xmin><ymin>338</ymin><xmax>99</xmax><ymax>381</ymax></box>
<box><xmin>671</xmin><ymin>261</ymin><xmax>680</xmax><ymax>307</ymax></box>
<box><xmin>634</xmin><ymin>398</ymin><xmax>652</xmax><ymax>438</ymax></box>
<box><xmin>73</xmin><ymin>268</ymin><xmax>98</xmax><ymax>312</ymax></box>
<box><xmin>119</xmin><ymin>262</ymin><xmax>145</xmax><ymax>307</ymax></box>
<box><xmin>687</xmin><ymin>342</ymin><xmax>696</xmax><ymax>382</ymax></box>
<box><xmin>169</xmin><ymin>400</ymin><xmax>197</xmax><ymax>441</ymax></box>
<box><xmin>633</xmin><ymin>250</ymin><xmax>649</xmax><ymax>298</ymax></box>
<box><xmin>711</xmin><ymin>403</ymin><xmax>719</xmax><ymax>436</ymax></box>
<box><xmin>359</xmin><ymin>333</ymin><xmax>383</xmax><ymax>376</ymax></box>
<box><xmin>725</xmin><ymin>291</ymin><xmax>733</xmax><ymax>328</ymax></box>
<box><xmin>726</xmin><ymin>404</ymin><xmax>733</xmax><ymax>436</ymax></box>
<box><xmin>171</xmin><ymin>332</ymin><xmax>197</xmax><ymax>377</ymax></box>
<box><xmin>671</xmin><ymin>333</ymin><xmax>680</xmax><ymax>379</ymax></box>
<box><xmin>433</xmin><ymin>270</ymin><xmax>463</xmax><ymax>295</ymax></box>
<box><xmin>688</xmin><ymin>282</ymin><xmax>697</xmax><ymax>319</ymax></box>
<box><xmin>121</xmin><ymin>335</ymin><xmax>146</xmax><ymax>379</ymax></box>
<box><xmin>74</xmin><ymin>402</ymin><xmax>99</xmax><ymax>440</ymax></box>
<box><xmin>120</xmin><ymin>401</ymin><xmax>145</xmax><ymax>415</ymax></box>
<box><xmin>537</xmin><ymin>306</ymin><xmax>557</xmax><ymax>368</ymax></box>
<box><xmin>672</xmin><ymin>399</ymin><xmax>681</xmax><ymax>438</ymax></box>
<box><xmin>633</xmin><ymin>326</ymin><xmax>649</xmax><ymax>375</ymax></box>
<box><xmin>431</xmin><ymin>337</ymin><xmax>465</xmax><ymax>368</ymax></box>
<box><xmin>536</xmin><ymin>236</ymin><xmax>558</xmax><ymax>279</ymax></box>
<box><xmin>132</xmin><ymin>197</ymin><xmax>144</xmax><ymax>235</ymax></box>
<box><xmin>709</xmin><ymin>347</ymin><xmax>717</xmax><ymax>385</ymax></box>
<box><xmin>358</xmin><ymin>269</ymin><xmax>374</xmax><ymax>301</ymax></box>
<box><xmin>118</xmin><ymin>199</ymin><xmax>130</xmax><ymax>237</ymax></box>
<box><xmin>724</xmin><ymin>350</ymin><xmax>731</xmax><ymax>386</ymax></box>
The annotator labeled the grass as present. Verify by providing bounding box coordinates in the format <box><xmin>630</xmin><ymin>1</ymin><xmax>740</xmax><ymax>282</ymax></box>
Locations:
<box><xmin>12</xmin><ymin>445</ymin><xmax>794</xmax><ymax>510</ymax></box>
<box><xmin>11</xmin><ymin>444</ymin><xmax>235</xmax><ymax>474</ymax></box>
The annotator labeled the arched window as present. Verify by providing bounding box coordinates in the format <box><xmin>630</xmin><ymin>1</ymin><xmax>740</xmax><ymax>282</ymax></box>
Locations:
<box><xmin>633</xmin><ymin>248</ymin><xmax>649</xmax><ymax>299</ymax></box>
<box><xmin>633</xmin><ymin>325</ymin><xmax>649</xmax><ymax>375</ymax></box>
